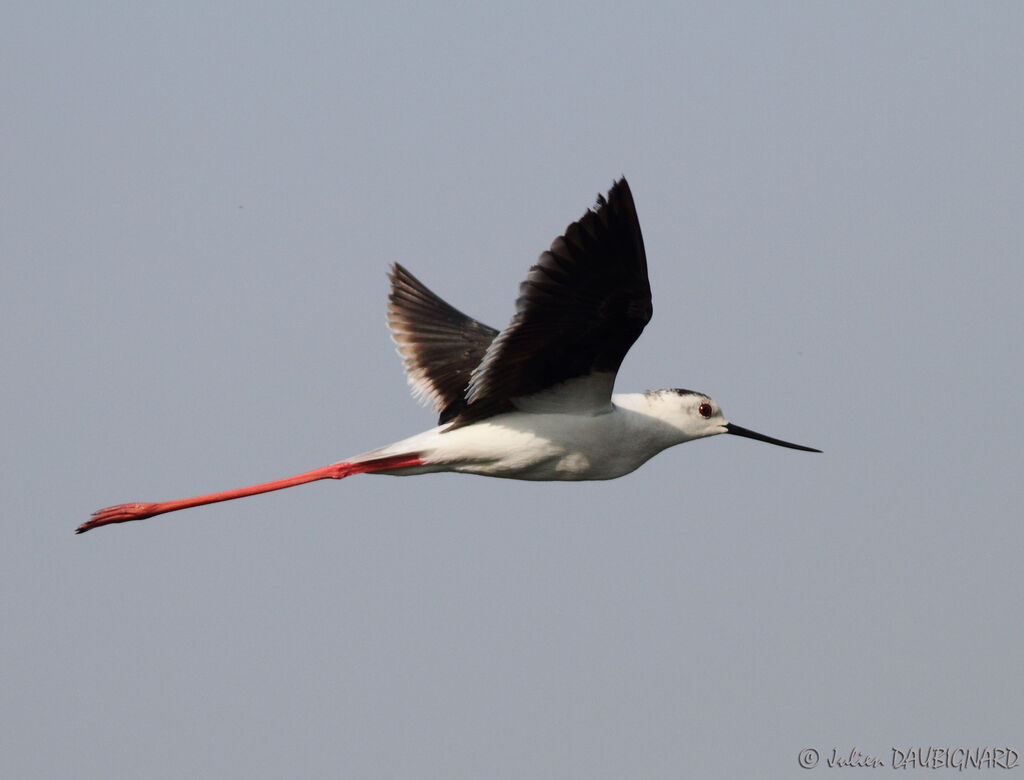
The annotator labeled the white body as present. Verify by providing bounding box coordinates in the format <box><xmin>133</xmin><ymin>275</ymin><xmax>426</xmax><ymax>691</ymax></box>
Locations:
<box><xmin>352</xmin><ymin>391</ymin><xmax>723</xmax><ymax>481</ymax></box>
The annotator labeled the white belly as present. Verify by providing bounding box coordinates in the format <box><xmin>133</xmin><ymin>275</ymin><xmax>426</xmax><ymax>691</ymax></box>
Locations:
<box><xmin>359</xmin><ymin>402</ymin><xmax>682</xmax><ymax>482</ymax></box>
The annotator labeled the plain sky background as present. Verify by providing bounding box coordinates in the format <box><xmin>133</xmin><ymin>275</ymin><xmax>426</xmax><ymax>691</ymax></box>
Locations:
<box><xmin>4</xmin><ymin>3</ymin><xmax>1022</xmax><ymax>778</ymax></box>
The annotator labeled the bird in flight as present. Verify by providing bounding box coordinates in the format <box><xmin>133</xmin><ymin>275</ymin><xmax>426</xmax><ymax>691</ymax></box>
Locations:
<box><xmin>77</xmin><ymin>178</ymin><xmax>819</xmax><ymax>534</ymax></box>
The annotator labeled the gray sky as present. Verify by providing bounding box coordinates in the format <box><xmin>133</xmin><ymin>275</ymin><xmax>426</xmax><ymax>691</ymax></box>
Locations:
<box><xmin>4</xmin><ymin>3</ymin><xmax>1022</xmax><ymax>778</ymax></box>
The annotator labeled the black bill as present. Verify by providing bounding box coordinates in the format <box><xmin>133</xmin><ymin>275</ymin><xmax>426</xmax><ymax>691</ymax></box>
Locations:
<box><xmin>725</xmin><ymin>423</ymin><xmax>822</xmax><ymax>453</ymax></box>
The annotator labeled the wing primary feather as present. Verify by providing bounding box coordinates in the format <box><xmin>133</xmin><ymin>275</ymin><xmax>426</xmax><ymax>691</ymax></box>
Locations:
<box><xmin>386</xmin><ymin>263</ymin><xmax>498</xmax><ymax>421</ymax></box>
<box><xmin>451</xmin><ymin>178</ymin><xmax>651</xmax><ymax>426</ymax></box>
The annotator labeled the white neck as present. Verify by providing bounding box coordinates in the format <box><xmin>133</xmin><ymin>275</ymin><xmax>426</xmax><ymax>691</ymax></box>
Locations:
<box><xmin>612</xmin><ymin>391</ymin><xmax>706</xmax><ymax>446</ymax></box>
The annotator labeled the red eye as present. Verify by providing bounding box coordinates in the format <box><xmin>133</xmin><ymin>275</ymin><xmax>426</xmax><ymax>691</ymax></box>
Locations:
<box><xmin>699</xmin><ymin>403</ymin><xmax>713</xmax><ymax>418</ymax></box>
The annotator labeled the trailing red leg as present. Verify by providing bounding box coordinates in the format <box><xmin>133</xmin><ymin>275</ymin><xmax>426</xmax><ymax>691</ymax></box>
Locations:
<box><xmin>77</xmin><ymin>453</ymin><xmax>424</xmax><ymax>534</ymax></box>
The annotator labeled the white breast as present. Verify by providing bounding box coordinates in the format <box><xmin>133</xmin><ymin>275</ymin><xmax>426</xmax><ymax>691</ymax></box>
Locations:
<box><xmin>358</xmin><ymin>393</ymin><xmax>688</xmax><ymax>482</ymax></box>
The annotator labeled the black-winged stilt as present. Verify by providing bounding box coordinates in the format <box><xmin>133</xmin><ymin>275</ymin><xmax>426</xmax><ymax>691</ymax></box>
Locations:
<box><xmin>78</xmin><ymin>178</ymin><xmax>819</xmax><ymax>534</ymax></box>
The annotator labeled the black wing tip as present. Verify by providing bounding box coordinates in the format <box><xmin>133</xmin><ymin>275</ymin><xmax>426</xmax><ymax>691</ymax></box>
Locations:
<box><xmin>388</xmin><ymin>262</ymin><xmax>413</xmax><ymax>286</ymax></box>
<box><xmin>588</xmin><ymin>178</ymin><xmax>643</xmax><ymax>258</ymax></box>
<box><xmin>609</xmin><ymin>175</ymin><xmax>630</xmax><ymax>194</ymax></box>
<box><xmin>607</xmin><ymin>176</ymin><xmax>634</xmax><ymax>203</ymax></box>
<box><xmin>591</xmin><ymin>177</ymin><xmax>631</xmax><ymax>212</ymax></box>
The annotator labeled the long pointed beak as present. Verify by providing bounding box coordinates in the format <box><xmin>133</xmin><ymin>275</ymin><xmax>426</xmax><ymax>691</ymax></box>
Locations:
<box><xmin>725</xmin><ymin>423</ymin><xmax>822</xmax><ymax>453</ymax></box>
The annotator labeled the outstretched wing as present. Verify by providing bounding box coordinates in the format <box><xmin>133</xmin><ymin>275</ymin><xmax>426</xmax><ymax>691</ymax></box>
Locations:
<box><xmin>453</xmin><ymin>178</ymin><xmax>651</xmax><ymax>426</ymax></box>
<box><xmin>387</xmin><ymin>263</ymin><xmax>499</xmax><ymax>423</ymax></box>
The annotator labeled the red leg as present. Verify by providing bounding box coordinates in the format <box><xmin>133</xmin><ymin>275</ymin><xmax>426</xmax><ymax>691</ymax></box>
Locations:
<box><xmin>77</xmin><ymin>454</ymin><xmax>424</xmax><ymax>533</ymax></box>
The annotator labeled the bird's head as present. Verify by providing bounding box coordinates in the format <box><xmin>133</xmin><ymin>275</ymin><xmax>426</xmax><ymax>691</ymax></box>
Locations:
<box><xmin>647</xmin><ymin>388</ymin><xmax>821</xmax><ymax>452</ymax></box>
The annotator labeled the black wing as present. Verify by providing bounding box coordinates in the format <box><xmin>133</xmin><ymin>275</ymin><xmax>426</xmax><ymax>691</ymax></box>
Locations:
<box><xmin>387</xmin><ymin>263</ymin><xmax>499</xmax><ymax>423</ymax></box>
<box><xmin>452</xmin><ymin>178</ymin><xmax>651</xmax><ymax>426</ymax></box>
